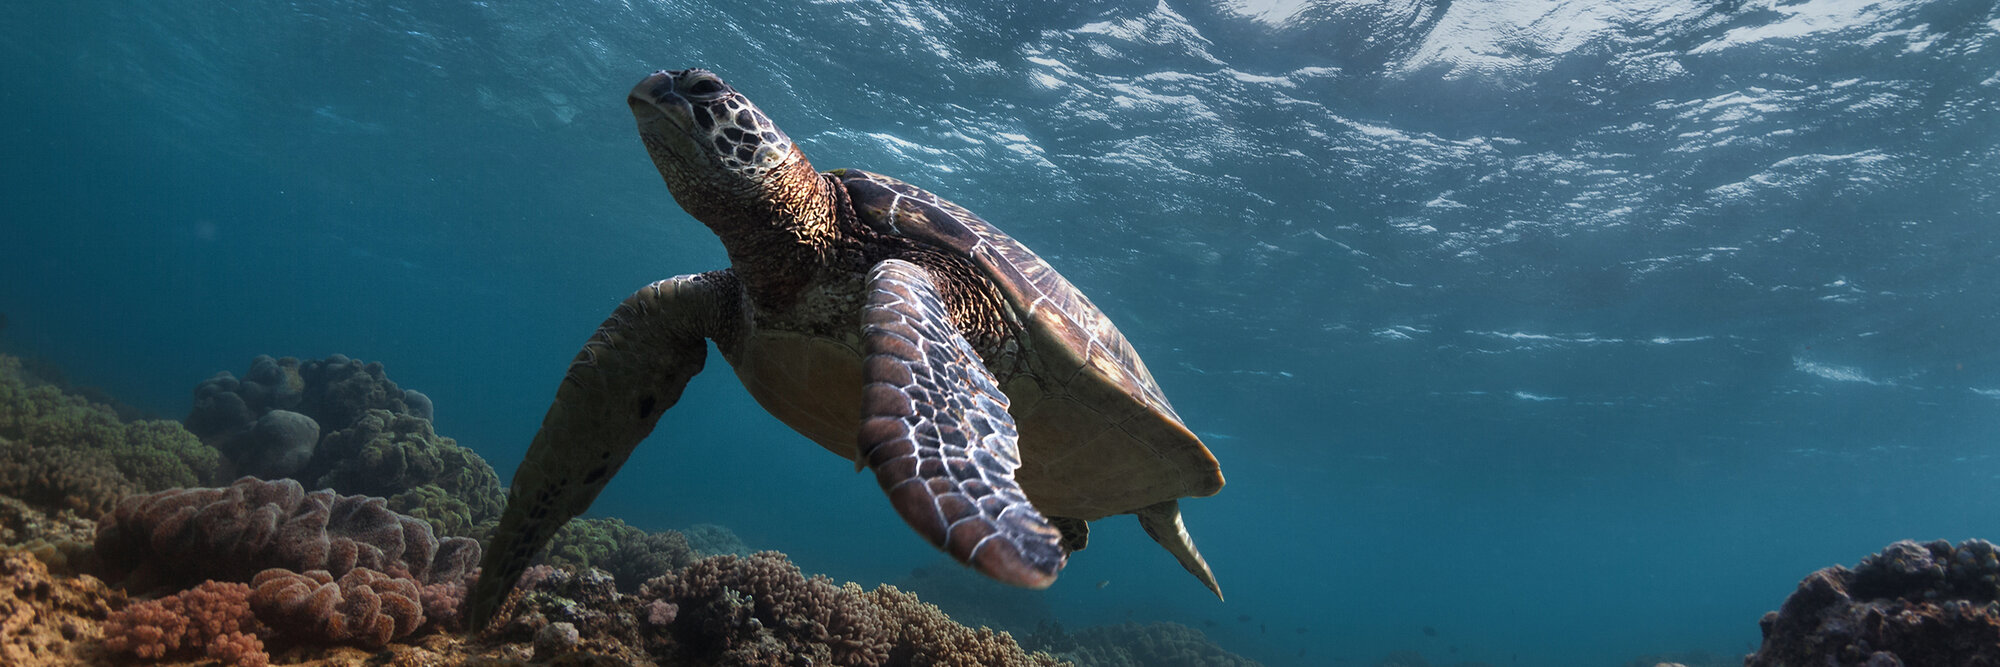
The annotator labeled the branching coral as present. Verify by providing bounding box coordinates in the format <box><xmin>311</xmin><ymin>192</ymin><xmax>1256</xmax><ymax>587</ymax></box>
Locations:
<box><xmin>1748</xmin><ymin>538</ymin><xmax>2000</xmax><ymax>666</ymax></box>
<box><xmin>94</xmin><ymin>476</ymin><xmax>481</xmax><ymax>592</ymax></box>
<box><xmin>628</xmin><ymin>552</ymin><xmax>1065</xmax><ymax>666</ymax></box>
<box><xmin>863</xmin><ymin>584</ymin><xmax>1062</xmax><ymax>667</ymax></box>
<box><xmin>643</xmin><ymin>551</ymin><xmax>935</xmax><ymax>667</ymax></box>
<box><xmin>102</xmin><ymin>580</ymin><xmax>268</xmax><ymax>667</ymax></box>
<box><xmin>250</xmin><ymin>567</ymin><xmax>426</xmax><ymax>647</ymax></box>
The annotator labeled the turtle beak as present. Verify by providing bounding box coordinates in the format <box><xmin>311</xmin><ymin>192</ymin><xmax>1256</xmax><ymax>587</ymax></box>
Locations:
<box><xmin>627</xmin><ymin>70</ymin><xmax>678</xmax><ymax>123</ymax></box>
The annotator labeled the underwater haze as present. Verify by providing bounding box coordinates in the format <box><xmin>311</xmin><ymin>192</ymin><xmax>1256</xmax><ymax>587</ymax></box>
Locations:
<box><xmin>5</xmin><ymin>0</ymin><xmax>1999</xmax><ymax>664</ymax></box>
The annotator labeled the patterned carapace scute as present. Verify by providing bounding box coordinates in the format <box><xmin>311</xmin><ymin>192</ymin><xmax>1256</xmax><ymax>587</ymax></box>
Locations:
<box><xmin>836</xmin><ymin>169</ymin><xmax>1181</xmax><ymax>424</ymax></box>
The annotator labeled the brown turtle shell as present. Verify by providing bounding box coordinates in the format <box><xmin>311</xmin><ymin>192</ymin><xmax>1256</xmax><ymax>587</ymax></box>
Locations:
<box><xmin>835</xmin><ymin>168</ymin><xmax>1223</xmax><ymax>520</ymax></box>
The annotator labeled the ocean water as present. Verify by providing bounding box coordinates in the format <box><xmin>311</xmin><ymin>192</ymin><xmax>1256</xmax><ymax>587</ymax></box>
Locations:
<box><xmin>3</xmin><ymin>0</ymin><xmax>1998</xmax><ymax>664</ymax></box>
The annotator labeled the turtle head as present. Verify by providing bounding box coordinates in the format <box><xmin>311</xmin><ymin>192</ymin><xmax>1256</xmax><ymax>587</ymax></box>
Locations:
<box><xmin>628</xmin><ymin>69</ymin><xmax>818</xmax><ymax>224</ymax></box>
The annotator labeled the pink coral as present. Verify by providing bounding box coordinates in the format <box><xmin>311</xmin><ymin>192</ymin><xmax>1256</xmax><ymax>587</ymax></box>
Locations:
<box><xmin>94</xmin><ymin>476</ymin><xmax>480</xmax><ymax>591</ymax></box>
<box><xmin>102</xmin><ymin>580</ymin><xmax>269</xmax><ymax>667</ymax></box>
<box><xmin>420</xmin><ymin>573</ymin><xmax>472</xmax><ymax>632</ymax></box>
<box><xmin>249</xmin><ymin>567</ymin><xmax>425</xmax><ymax>647</ymax></box>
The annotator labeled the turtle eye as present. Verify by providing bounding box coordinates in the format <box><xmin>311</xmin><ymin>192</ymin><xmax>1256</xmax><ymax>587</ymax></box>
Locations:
<box><xmin>686</xmin><ymin>78</ymin><xmax>725</xmax><ymax>97</ymax></box>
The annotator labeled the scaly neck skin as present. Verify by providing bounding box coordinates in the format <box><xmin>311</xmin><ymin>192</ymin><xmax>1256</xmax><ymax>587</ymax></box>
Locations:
<box><xmin>666</xmin><ymin>145</ymin><xmax>837</xmax><ymax>310</ymax></box>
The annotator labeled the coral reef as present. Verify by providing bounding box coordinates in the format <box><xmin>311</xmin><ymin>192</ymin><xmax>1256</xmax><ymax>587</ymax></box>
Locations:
<box><xmin>0</xmin><ymin>547</ymin><xmax>125</xmax><ymax>664</ymax></box>
<box><xmin>102</xmin><ymin>580</ymin><xmax>268</xmax><ymax>667</ymax></box>
<box><xmin>94</xmin><ymin>476</ymin><xmax>481</xmax><ymax>592</ymax></box>
<box><xmin>863</xmin><ymin>583</ymin><xmax>1069</xmax><ymax>667</ymax></box>
<box><xmin>0</xmin><ymin>354</ymin><xmax>219</xmax><ymax>518</ymax></box>
<box><xmin>250</xmin><ymin>567</ymin><xmax>426</xmax><ymax>647</ymax></box>
<box><xmin>635</xmin><ymin>551</ymin><xmax>1061</xmax><ymax>667</ymax></box>
<box><xmin>315</xmin><ymin>408</ymin><xmax>504</xmax><ymax>531</ymax></box>
<box><xmin>1024</xmin><ymin>620</ymin><xmax>1260</xmax><ymax>667</ymax></box>
<box><xmin>684</xmin><ymin>522</ymin><xmax>753</xmax><ymax>557</ymax></box>
<box><xmin>892</xmin><ymin>559</ymin><xmax>1056</xmax><ymax>633</ymax></box>
<box><xmin>1747</xmin><ymin>538</ymin><xmax>2000</xmax><ymax>666</ymax></box>
<box><xmin>540</xmin><ymin>517</ymin><xmax>699</xmax><ymax>593</ymax></box>
<box><xmin>642</xmin><ymin>551</ymin><xmax>895</xmax><ymax>666</ymax></box>
<box><xmin>490</xmin><ymin>564</ymin><xmax>653</xmax><ymax>664</ymax></box>
<box><xmin>185</xmin><ymin>355</ymin><xmax>504</xmax><ymax>538</ymax></box>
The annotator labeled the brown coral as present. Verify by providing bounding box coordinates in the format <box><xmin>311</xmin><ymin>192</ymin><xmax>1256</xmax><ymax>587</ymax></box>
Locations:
<box><xmin>863</xmin><ymin>584</ymin><xmax>1062</xmax><ymax>667</ymax></box>
<box><xmin>250</xmin><ymin>567</ymin><xmax>426</xmax><ymax>647</ymax></box>
<box><xmin>643</xmin><ymin>551</ymin><xmax>892</xmax><ymax>666</ymax></box>
<box><xmin>0</xmin><ymin>547</ymin><xmax>125</xmax><ymax>664</ymax></box>
<box><xmin>94</xmin><ymin>476</ymin><xmax>481</xmax><ymax>592</ymax></box>
<box><xmin>102</xmin><ymin>580</ymin><xmax>269</xmax><ymax>667</ymax></box>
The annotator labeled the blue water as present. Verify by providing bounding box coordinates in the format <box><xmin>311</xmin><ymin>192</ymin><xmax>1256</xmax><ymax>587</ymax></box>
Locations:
<box><xmin>5</xmin><ymin>1</ymin><xmax>1998</xmax><ymax>664</ymax></box>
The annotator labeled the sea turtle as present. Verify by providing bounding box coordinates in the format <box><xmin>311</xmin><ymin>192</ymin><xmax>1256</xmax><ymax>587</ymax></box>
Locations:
<box><xmin>467</xmin><ymin>68</ymin><xmax>1226</xmax><ymax>626</ymax></box>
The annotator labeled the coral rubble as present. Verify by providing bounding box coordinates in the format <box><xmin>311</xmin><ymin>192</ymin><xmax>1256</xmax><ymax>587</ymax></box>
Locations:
<box><xmin>1746</xmin><ymin>538</ymin><xmax>2000</xmax><ymax>666</ymax></box>
<box><xmin>0</xmin><ymin>547</ymin><xmax>125</xmax><ymax>664</ymax></box>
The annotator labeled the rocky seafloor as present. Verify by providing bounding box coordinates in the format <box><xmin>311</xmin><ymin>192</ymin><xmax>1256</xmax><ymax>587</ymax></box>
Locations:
<box><xmin>0</xmin><ymin>352</ymin><xmax>1270</xmax><ymax>666</ymax></box>
<box><xmin>3</xmin><ymin>350</ymin><xmax>1995</xmax><ymax>666</ymax></box>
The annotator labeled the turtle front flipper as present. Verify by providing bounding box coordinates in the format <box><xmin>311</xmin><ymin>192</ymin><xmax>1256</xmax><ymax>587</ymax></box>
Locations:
<box><xmin>468</xmin><ymin>271</ymin><xmax>741</xmax><ymax>629</ymax></box>
<box><xmin>858</xmin><ymin>259</ymin><xmax>1067</xmax><ymax>589</ymax></box>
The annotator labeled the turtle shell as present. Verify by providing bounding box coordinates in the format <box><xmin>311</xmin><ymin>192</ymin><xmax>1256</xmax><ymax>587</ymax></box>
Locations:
<box><xmin>834</xmin><ymin>168</ymin><xmax>1223</xmax><ymax>520</ymax></box>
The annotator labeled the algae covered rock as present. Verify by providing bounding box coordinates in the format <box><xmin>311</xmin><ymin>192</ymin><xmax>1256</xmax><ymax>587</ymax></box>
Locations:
<box><xmin>1748</xmin><ymin>538</ymin><xmax>2000</xmax><ymax>667</ymax></box>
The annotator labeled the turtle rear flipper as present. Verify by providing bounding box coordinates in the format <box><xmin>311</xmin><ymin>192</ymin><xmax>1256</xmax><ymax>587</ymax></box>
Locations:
<box><xmin>858</xmin><ymin>259</ymin><xmax>1067</xmax><ymax>588</ymax></box>
<box><xmin>1137</xmin><ymin>499</ymin><xmax>1223</xmax><ymax>600</ymax></box>
<box><xmin>468</xmin><ymin>271</ymin><xmax>741</xmax><ymax>628</ymax></box>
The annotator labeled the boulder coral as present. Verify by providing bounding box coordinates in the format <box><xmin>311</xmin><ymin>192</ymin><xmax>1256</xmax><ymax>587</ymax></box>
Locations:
<box><xmin>93</xmin><ymin>476</ymin><xmax>481</xmax><ymax>592</ymax></box>
<box><xmin>1747</xmin><ymin>538</ymin><xmax>2000</xmax><ymax>666</ymax></box>
<box><xmin>185</xmin><ymin>355</ymin><xmax>503</xmax><ymax>537</ymax></box>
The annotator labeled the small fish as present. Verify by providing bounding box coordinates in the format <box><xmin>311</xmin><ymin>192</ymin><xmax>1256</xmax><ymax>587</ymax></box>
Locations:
<box><xmin>1449</xmin><ymin>646</ymin><xmax>1459</xmax><ymax>654</ymax></box>
<box><xmin>1422</xmin><ymin>625</ymin><xmax>1438</xmax><ymax>637</ymax></box>
<box><xmin>1297</xmin><ymin>649</ymin><xmax>1306</xmax><ymax>658</ymax></box>
<box><xmin>1202</xmin><ymin>619</ymin><xmax>1218</xmax><ymax>628</ymax></box>
<box><xmin>1095</xmin><ymin>580</ymin><xmax>1109</xmax><ymax>590</ymax></box>
<box><xmin>1260</xmin><ymin>623</ymin><xmax>1267</xmax><ymax>634</ymax></box>
<box><xmin>1237</xmin><ymin>614</ymin><xmax>1251</xmax><ymax>622</ymax></box>
<box><xmin>1295</xmin><ymin>627</ymin><xmax>1306</xmax><ymax>634</ymax></box>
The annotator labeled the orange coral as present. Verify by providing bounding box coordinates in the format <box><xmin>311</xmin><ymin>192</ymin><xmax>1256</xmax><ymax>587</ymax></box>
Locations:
<box><xmin>102</xmin><ymin>580</ymin><xmax>268</xmax><ymax>667</ymax></box>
